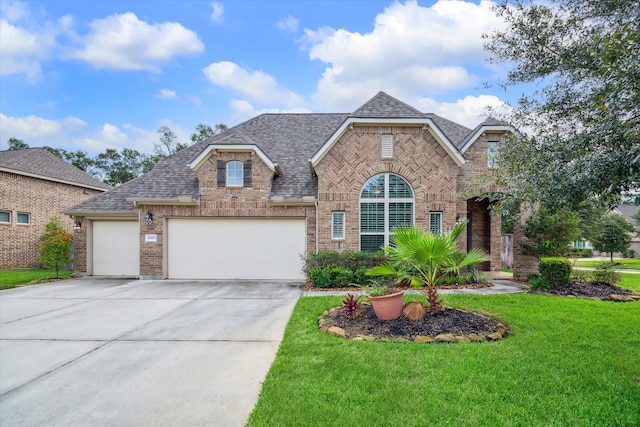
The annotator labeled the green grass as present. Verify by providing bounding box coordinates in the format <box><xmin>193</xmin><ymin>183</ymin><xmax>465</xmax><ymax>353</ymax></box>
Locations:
<box><xmin>573</xmin><ymin>258</ymin><xmax>640</xmax><ymax>271</ymax></box>
<box><xmin>0</xmin><ymin>269</ymin><xmax>73</xmax><ymax>289</ymax></box>
<box><xmin>619</xmin><ymin>272</ymin><xmax>640</xmax><ymax>292</ymax></box>
<box><xmin>248</xmin><ymin>294</ymin><xmax>640</xmax><ymax>427</ymax></box>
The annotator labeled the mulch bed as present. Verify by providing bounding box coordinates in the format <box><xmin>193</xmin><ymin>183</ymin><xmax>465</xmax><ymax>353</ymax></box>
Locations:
<box><xmin>321</xmin><ymin>304</ymin><xmax>505</xmax><ymax>342</ymax></box>
<box><xmin>304</xmin><ymin>281</ymin><xmax>493</xmax><ymax>292</ymax></box>
<box><xmin>533</xmin><ymin>280</ymin><xmax>639</xmax><ymax>300</ymax></box>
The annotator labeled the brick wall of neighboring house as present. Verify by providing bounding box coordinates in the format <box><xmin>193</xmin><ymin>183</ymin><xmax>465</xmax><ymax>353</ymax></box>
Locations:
<box><xmin>132</xmin><ymin>150</ymin><xmax>315</xmax><ymax>278</ymax></box>
<box><xmin>0</xmin><ymin>171</ymin><xmax>101</xmax><ymax>269</ymax></box>
<box><xmin>314</xmin><ymin>125</ymin><xmax>461</xmax><ymax>247</ymax></box>
<box><xmin>512</xmin><ymin>212</ymin><xmax>539</xmax><ymax>281</ymax></box>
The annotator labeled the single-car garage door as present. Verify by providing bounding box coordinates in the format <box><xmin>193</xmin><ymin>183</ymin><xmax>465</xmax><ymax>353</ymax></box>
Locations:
<box><xmin>167</xmin><ymin>218</ymin><xmax>306</xmax><ymax>280</ymax></box>
<box><xmin>92</xmin><ymin>221</ymin><xmax>139</xmax><ymax>276</ymax></box>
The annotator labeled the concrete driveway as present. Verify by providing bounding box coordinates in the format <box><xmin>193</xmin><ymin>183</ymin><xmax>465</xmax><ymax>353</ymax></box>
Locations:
<box><xmin>0</xmin><ymin>277</ymin><xmax>302</xmax><ymax>427</ymax></box>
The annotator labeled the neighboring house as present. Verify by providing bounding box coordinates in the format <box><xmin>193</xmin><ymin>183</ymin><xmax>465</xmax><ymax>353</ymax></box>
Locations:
<box><xmin>65</xmin><ymin>92</ymin><xmax>513</xmax><ymax>280</ymax></box>
<box><xmin>611</xmin><ymin>204</ymin><xmax>640</xmax><ymax>257</ymax></box>
<box><xmin>0</xmin><ymin>148</ymin><xmax>111</xmax><ymax>269</ymax></box>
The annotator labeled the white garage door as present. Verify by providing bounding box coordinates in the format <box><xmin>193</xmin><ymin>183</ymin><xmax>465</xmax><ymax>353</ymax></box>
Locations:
<box><xmin>167</xmin><ymin>218</ymin><xmax>306</xmax><ymax>280</ymax></box>
<box><xmin>92</xmin><ymin>221</ymin><xmax>139</xmax><ymax>276</ymax></box>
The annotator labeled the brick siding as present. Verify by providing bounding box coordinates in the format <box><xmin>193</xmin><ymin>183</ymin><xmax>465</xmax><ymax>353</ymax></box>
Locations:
<box><xmin>0</xmin><ymin>171</ymin><xmax>103</xmax><ymax>269</ymax></box>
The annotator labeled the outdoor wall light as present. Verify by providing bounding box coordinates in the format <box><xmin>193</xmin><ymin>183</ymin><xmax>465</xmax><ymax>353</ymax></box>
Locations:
<box><xmin>455</xmin><ymin>215</ymin><xmax>462</xmax><ymax>224</ymax></box>
<box><xmin>145</xmin><ymin>211</ymin><xmax>154</xmax><ymax>225</ymax></box>
<box><xmin>73</xmin><ymin>219</ymin><xmax>82</xmax><ymax>232</ymax></box>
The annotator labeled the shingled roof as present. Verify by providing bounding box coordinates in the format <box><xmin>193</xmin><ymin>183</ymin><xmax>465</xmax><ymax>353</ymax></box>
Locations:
<box><xmin>65</xmin><ymin>92</ymin><xmax>496</xmax><ymax>214</ymax></box>
<box><xmin>0</xmin><ymin>148</ymin><xmax>111</xmax><ymax>191</ymax></box>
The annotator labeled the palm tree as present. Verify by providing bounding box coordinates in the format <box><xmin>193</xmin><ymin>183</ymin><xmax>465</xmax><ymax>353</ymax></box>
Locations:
<box><xmin>367</xmin><ymin>221</ymin><xmax>489</xmax><ymax>313</ymax></box>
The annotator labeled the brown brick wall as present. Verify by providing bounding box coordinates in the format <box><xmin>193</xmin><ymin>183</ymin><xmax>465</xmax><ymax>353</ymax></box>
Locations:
<box><xmin>0</xmin><ymin>171</ymin><xmax>104</xmax><ymax>269</ymax></box>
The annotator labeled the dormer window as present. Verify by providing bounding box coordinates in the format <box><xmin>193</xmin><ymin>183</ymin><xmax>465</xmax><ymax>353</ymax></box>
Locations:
<box><xmin>217</xmin><ymin>159</ymin><xmax>252</xmax><ymax>188</ymax></box>
<box><xmin>226</xmin><ymin>161</ymin><xmax>243</xmax><ymax>187</ymax></box>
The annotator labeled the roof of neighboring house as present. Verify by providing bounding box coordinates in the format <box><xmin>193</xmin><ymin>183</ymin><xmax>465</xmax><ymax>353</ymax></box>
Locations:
<box><xmin>64</xmin><ymin>92</ymin><xmax>503</xmax><ymax>215</ymax></box>
<box><xmin>0</xmin><ymin>148</ymin><xmax>111</xmax><ymax>191</ymax></box>
<box><xmin>616</xmin><ymin>204</ymin><xmax>640</xmax><ymax>228</ymax></box>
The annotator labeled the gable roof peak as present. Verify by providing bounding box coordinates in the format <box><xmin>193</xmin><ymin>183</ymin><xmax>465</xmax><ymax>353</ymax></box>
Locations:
<box><xmin>351</xmin><ymin>91</ymin><xmax>424</xmax><ymax>119</ymax></box>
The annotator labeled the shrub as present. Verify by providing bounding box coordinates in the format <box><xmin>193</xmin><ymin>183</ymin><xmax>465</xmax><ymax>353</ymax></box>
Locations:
<box><xmin>591</xmin><ymin>267</ymin><xmax>620</xmax><ymax>285</ymax></box>
<box><xmin>38</xmin><ymin>217</ymin><xmax>73</xmax><ymax>279</ymax></box>
<box><xmin>538</xmin><ymin>257</ymin><xmax>572</xmax><ymax>288</ymax></box>
<box><xmin>466</xmin><ymin>269</ymin><xmax>488</xmax><ymax>284</ymax></box>
<box><xmin>303</xmin><ymin>250</ymin><xmax>387</xmax><ymax>273</ymax></box>
<box><xmin>567</xmin><ymin>248</ymin><xmax>593</xmax><ymax>258</ymax></box>
<box><xmin>571</xmin><ymin>270</ymin><xmax>592</xmax><ymax>283</ymax></box>
<box><xmin>309</xmin><ymin>266</ymin><xmax>354</xmax><ymax>288</ymax></box>
<box><xmin>528</xmin><ymin>273</ymin><xmax>550</xmax><ymax>291</ymax></box>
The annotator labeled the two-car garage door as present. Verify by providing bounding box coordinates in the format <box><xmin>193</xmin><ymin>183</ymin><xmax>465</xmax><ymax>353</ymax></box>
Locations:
<box><xmin>167</xmin><ymin>218</ymin><xmax>306</xmax><ymax>280</ymax></box>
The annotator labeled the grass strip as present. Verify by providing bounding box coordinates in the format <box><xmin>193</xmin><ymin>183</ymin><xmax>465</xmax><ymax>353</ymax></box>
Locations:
<box><xmin>0</xmin><ymin>269</ymin><xmax>73</xmax><ymax>289</ymax></box>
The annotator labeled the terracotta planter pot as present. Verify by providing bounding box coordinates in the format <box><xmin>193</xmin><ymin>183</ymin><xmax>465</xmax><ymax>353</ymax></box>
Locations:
<box><xmin>369</xmin><ymin>290</ymin><xmax>404</xmax><ymax>320</ymax></box>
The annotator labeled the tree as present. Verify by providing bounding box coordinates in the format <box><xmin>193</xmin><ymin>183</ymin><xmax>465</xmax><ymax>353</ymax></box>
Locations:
<box><xmin>38</xmin><ymin>217</ymin><xmax>74</xmax><ymax>279</ymax></box>
<box><xmin>574</xmin><ymin>200</ymin><xmax>608</xmax><ymax>244</ymax></box>
<box><xmin>190</xmin><ymin>123</ymin><xmax>227</xmax><ymax>143</ymax></box>
<box><xmin>367</xmin><ymin>222</ymin><xmax>489</xmax><ymax>313</ymax></box>
<box><xmin>154</xmin><ymin>126</ymin><xmax>188</xmax><ymax>157</ymax></box>
<box><xmin>591</xmin><ymin>214</ymin><xmax>635</xmax><ymax>262</ymax></box>
<box><xmin>7</xmin><ymin>137</ymin><xmax>29</xmax><ymax>150</ymax></box>
<box><xmin>94</xmin><ymin>148</ymin><xmax>156</xmax><ymax>186</ymax></box>
<box><xmin>485</xmin><ymin>0</ymin><xmax>640</xmax><ymax>210</ymax></box>
<box><xmin>521</xmin><ymin>207</ymin><xmax>581</xmax><ymax>257</ymax></box>
<box><xmin>45</xmin><ymin>147</ymin><xmax>99</xmax><ymax>176</ymax></box>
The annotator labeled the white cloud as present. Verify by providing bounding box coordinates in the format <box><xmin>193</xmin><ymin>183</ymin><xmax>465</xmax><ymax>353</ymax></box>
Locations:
<box><xmin>0</xmin><ymin>19</ymin><xmax>56</xmax><ymax>81</ymax></box>
<box><xmin>0</xmin><ymin>113</ymin><xmax>86</xmax><ymax>143</ymax></box>
<box><xmin>202</xmin><ymin>61</ymin><xmax>303</xmax><ymax>107</ymax></box>
<box><xmin>230</xmin><ymin>99</ymin><xmax>311</xmax><ymax>121</ymax></box>
<box><xmin>303</xmin><ymin>0</ymin><xmax>505</xmax><ymax>111</ymax></box>
<box><xmin>277</xmin><ymin>15</ymin><xmax>299</xmax><ymax>33</ymax></box>
<box><xmin>210</xmin><ymin>2</ymin><xmax>224</xmax><ymax>25</ymax></box>
<box><xmin>157</xmin><ymin>88</ymin><xmax>177</xmax><ymax>99</ymax></box>
<box><xmin>416</xmin><ymin>94</ymin><xmax>511</xmax><ymax>128</ymax></box>
<box><xmin>68</xmin><ymin>12</ymin><xmax>204</xmax><ymax>72</ymax></box>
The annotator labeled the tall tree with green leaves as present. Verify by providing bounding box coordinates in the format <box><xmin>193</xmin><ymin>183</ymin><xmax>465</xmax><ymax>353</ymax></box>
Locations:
<box><xmin>190</xmin><ymin>123</ymin><xmax>227</xmax><ymax>143</ymax></box>
<box><xmin>7</xmin><ymin>137</ymin><xmax>29</xmax><ymax>150</ymax></box>
<box><xmin>484</xmin><ymin>0</ymin><xmax>640</xmax><ymax>210</ymax></box>
<box><xmin>521</xmin><ymin>207</ymin><xmax>582</xmax><ymax>258</ymax></box>
<box><xmin>591</xmin><ymin>215</ymin><xmax>636</xmax><ymax>262</ymax></box>
<box><xmin>155</xmin><ymin>126</ymin><xmax>188</xmax><ymax>157</ymax></box>
<box><xmin>38</xmin><ymin>218</ymin><xmax>74</xmax><ymax>279</ymax></box>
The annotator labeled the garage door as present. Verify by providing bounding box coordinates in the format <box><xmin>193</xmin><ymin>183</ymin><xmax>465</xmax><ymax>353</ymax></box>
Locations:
<box><xmin>167</xmin><ymin>218</ymin><xmax>306</xmax><ymax>280</ymax></box>
<box><xmin>92</xmin><ymin>221</ymin><xmax>139</xmax><ymax>276</ymax></box>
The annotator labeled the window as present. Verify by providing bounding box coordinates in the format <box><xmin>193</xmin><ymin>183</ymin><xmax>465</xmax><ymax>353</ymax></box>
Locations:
<box><xmin>360</xmin><ymin>173</ymin><xmax>414</xmax><ymax>251</ymax></box>
<box><xmin>487</xmin><ymin>141</ymin><xmax>498</xmax><ymax>168</ymax></box>
<box><xmin>332</xmin><ymin>212</ymin><xmax>345</xmax><ymax>240</ymax></box>
<box><xmin>17</xmin><ymin>212</ymin><xmax>30</xmax><ymax>224</ymax></box>
<box><xmin>0</xmin><ymin>210</ymin><xmax>10</xmax><ymax>224</ymax></box>
<box><xmin>574</xmin><ymin>240</ymin><xmax>585</xmax><ymax>249</ymax></box>
<box><xmin>381</xmin><ymin>134</ymin><xmax>393</xmax><ymax>158</ymax></box>
<box><xmin>429</xmin><ymin>212</ymin><xmax>442</xmax><ymax>235</ymax></box>
<box><xmin>226</xmin><ymin>161</ymin><xmax>243</xmax><ymax>187</ymax></box>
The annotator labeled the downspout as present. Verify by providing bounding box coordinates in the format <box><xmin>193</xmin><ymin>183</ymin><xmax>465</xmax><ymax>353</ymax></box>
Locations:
<box><xmin>315</xmin><ymin>199</ymin><xmax>319</xmax><ymax>253</ymax></box>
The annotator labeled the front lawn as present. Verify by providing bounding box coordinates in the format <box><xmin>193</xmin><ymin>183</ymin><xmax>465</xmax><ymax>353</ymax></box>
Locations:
<box><xmin>573</xmin><ymin>258</ymin><xmax>640</xmax><ymax>271</ymax></box>
<box><xmin>0</xmin><ymin>269</ymin><xmax>73</xmax><ymax>289</ymax></box>
<box><xmin>248</xmin><ymin>294</ymin><xmax>640</xmax><ymax>426</ymax></box>
<box><xmin>619</xmin><ymin>272</ymin><xmax>640</xmax><ymax>292</ymax></box>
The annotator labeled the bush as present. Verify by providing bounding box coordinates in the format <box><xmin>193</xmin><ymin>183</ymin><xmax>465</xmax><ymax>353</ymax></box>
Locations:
<box><xmin>528</xmin><ymin>273</ymin><xmax>550</xmax><ymax>291</ymax></box>
<box><xmin>303</xmin><ymin>250</ymin><xmax>387</xmax><ymax>273</ymax></box>
<box><xmin>591</xmin><ymin>267</ymin><xmax>621</xmax><ymax>285</ymax></box>
<box><xmin>309</xmin><ymin>266</ymin><xmax>354</xmax><ymax>288</ymax></box>
<box><xmin>567</xmin><ymin>247</ymin><xmax>593</xmax><ymax>258</ymax></box>
<box><xmin>538</xmin><ymin>257</ymin><xmax>572</xmax><ymax>288</ymax></box>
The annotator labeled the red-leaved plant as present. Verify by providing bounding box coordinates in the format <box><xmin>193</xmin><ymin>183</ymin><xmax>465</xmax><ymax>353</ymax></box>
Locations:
<box><xmin>340</xmin><ymin>294</ymin><xmax>364</xmax><ymax>319</ymax></box>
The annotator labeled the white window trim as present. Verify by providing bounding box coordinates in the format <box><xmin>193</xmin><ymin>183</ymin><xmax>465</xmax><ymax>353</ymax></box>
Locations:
<box><xmin>429</xmin><ymin>211</ymin><xmax>442</xmax><ymax>236</ymax></box>
<box><xmin>17</xmin><ymin>212</ymin><xmax>30</xmax><ymax>225</ymax></box>
<box><xmin>226</xmin><ymin>161</ymin><xmax>243</xmax><ymax>187</ymax></box>
<box><xmin>331</xmin><ymin>211</ymin><xmax>345</xmax><ymax>240</ymax></box>
<box><xmin>360</xmin><ymin>173</ymin><xmax>414</xmax><ymax>250</ymax></box>
<box><xmin>0</xmin><ymin>210</ymin><xmax>10</xmax><ymax>224</ymax></box>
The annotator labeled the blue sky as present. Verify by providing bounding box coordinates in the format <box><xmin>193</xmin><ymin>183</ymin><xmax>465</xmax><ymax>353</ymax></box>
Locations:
<box><xmin>0</xmin><ymin>0</ymin><xmax>518</xmax><ymax>155</ymax></box>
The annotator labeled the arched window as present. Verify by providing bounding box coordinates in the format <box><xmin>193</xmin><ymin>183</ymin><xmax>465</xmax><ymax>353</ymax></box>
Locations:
<box><xmin>360</xmin><ymin>173</ymin><xmax>414</xmax><ymax>251</ymax></box>
<box><xmin>226</xmin><ymin>161</ymin><xmax>243</xmax><ymax>187</ymax></box>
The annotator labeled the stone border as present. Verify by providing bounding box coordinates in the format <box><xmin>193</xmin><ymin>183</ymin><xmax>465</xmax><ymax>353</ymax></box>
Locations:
<box><xmin>318</xmin><ymin>307</ymin><xmax>509</xmax><ymax>343</ymax></box>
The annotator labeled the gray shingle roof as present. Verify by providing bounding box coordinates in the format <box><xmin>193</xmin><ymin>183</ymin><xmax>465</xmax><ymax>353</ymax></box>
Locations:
<box><xmin>66</xmin><ymin>92</ymin><xmax>493</xmax><ymax>214</ymax></box>
<box><xmin>0</xmin><ymin>148</ymin><xmax>111</xmax><ymax>190</ymax></box>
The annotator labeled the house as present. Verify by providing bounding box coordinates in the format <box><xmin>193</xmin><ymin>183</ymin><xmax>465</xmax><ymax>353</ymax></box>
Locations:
<box><xmin>65</xmin><ymin>92</ymin><xmax>515</xmax><ymax>280</ymax></box>
<box><xmin>0</xmin><ymin>148</ymin><xmax>111</xmax><ymax>269</ymax></box>
<box><xmin>609</xmin><ymin>204</ymin><xmax>639</xmax><ymax>257</ymax></box>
